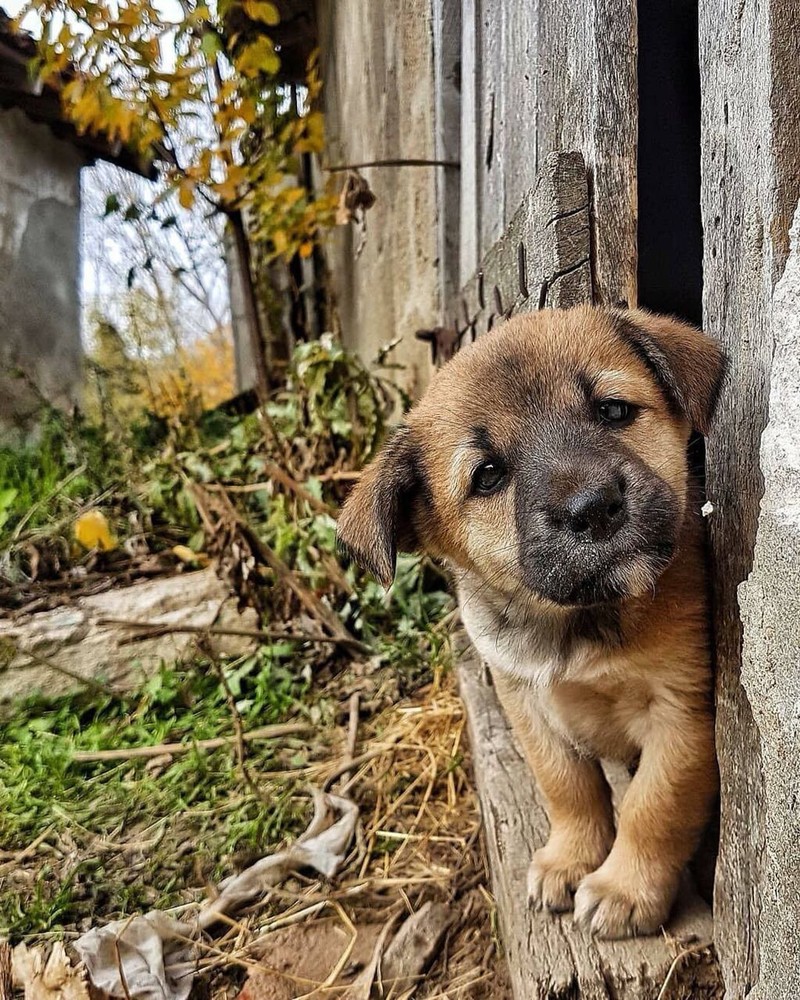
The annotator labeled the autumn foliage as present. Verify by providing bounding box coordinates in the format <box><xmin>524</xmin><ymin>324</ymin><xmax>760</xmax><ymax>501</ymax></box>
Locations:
<box><xmin>19</xmin><ymin>0</ymin><xmax>337</xmax><ymax>262</ymax></box>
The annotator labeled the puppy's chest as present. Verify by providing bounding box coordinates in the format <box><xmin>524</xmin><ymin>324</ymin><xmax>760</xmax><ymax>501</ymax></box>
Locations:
<box><xmin>460</xmin><ymin>592</ymin><xmax>648</xmax><ymax>758</ymax></box>
<box><xmin>535</xmin><ymin>680</ymin><xmax>645</xmax><ymax>759</ymax></box>
<box><xmin>460</xmin><ymin>591</ymin><xmax>617</xmax><ymax>688</ymax></box>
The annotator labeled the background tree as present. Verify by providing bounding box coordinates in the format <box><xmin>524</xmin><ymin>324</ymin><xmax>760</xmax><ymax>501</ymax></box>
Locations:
<box><xmin>18</xmin><ymin>0</ymin><xmax>337</xmax><ymax>400</ymax></box>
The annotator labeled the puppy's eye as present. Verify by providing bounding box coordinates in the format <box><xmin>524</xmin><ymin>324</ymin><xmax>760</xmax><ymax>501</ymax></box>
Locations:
<box><xmin>472</xmin><ymin>461</ymin><xmax>506</xmax><ymax>496</ymax></box>
<box><xmin>597</xmin><ymin>399</ymin><xmax>636</xmax><ymax>426</ymax></box>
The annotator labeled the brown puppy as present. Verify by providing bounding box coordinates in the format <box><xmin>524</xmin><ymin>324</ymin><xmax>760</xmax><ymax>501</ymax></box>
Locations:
<box><xmin>337</xmin><ymin>305</ymin><xmax>724</xmax><ymax>939</ymax></box>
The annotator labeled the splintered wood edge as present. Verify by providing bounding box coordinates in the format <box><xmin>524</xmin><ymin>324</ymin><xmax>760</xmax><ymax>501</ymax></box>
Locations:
<box><xmin>451</xmin><ymin>150</ymin><xmax>592</xmax><ymax>337</ymax></box>
<box><xmin>456</xmin><ymin>647</ymin><xmax>720</xmax><ymax>1000</ymax></box>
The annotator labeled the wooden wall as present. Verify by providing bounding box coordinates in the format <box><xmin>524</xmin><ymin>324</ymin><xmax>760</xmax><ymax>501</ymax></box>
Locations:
<box><xmin>458</xmin><ymin>0</ymin><xmax>637</xmax><ymax>308</ymax></box>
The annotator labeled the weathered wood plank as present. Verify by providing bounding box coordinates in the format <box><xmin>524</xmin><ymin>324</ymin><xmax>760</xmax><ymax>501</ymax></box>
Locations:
<box><xmin>699</xmin><ymin>0</ymin><xmax>800</xmax><ymax>996</ymax></box>
<box><xmin>469</xmin><ymin>0</ymin><xmax>637</xmax><ymax>308</ymax></box>
<box><xmin>449</xmin><ymin>150</ymin><xmax>591</xmax><ymax>338</ymax></box>
<box><xmin>432</xmin><ymin>0</ymin><xmax>461</xmax><ymax>312</ymax></box>
<box><xmin>458</xmin><ymin>652</ymin><xmax>721</xmax><ymax>1000</ymax></box>
<box><xmin>476</xmin><ymin>0</ymin><xmax>506</xmax><ymax>253</ymax></box>
<box><xmin>458</xmin><ymin>0</ymin><xmax>479</xmax><ymax>287</ymax></box>
<box><xmin>583</xmin><ymin>0</ymin><xmax>638</xmax><ymax>308</ymax></box>
<box><xmin>502</xmin><ymin>1</ymin><xmax>540</xmax><ymax>222</ymax></box>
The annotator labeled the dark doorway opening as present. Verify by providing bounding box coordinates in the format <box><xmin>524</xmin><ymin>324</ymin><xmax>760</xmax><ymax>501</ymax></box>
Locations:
<box><xmin>637</xmin><ymin>0</ymin><xmax>702</xmax><ymax>326</ymax></box>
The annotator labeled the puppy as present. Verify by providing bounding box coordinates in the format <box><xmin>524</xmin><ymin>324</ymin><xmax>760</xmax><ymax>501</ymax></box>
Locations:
<box><xmin>337</xmin><ymin>305</ymin><xmax>724</xmax><ymax>939</ymax></box>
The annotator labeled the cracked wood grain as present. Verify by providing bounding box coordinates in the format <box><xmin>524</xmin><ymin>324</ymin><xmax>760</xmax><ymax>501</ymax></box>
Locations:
<box><xmin>449</xmin><ymin>150</ymin><xmax>592</xmax><ymax>341</ymax></box>
<box><xmin>470</xmin><ymin>1</ymin><xmax>637</xmax><ymax>307</ymax></box>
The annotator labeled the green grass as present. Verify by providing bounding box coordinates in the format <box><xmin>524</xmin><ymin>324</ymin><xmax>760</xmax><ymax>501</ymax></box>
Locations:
<box><xmin>0</xmin><ymin>339</ymin><xmax>454</xmax><ymax>940</ymax></box>
<box><xmin>0</xmin><ymin>644</ymin><xmax>324</xmax><ymax>938</ymax></box>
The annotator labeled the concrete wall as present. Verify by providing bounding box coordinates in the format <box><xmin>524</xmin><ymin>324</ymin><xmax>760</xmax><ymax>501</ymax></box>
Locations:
<box><xmin>738</xmin><ymin>202</ymin><xmax>800</xmax><ymax>1000</ymax></box>
<box><xmin>316</xmin><ymin>0</ymin><xmax>439</xmax><ymax>400</ymax></box>
<box><xmin>700</xmin><ymin>0</ymin><xmax>800</xmax><ymax>993</ymax></box>
<box><xmin>0</xmin><ymin>107</ymin><xmax>86</xmax><ymax>434</ymax></box>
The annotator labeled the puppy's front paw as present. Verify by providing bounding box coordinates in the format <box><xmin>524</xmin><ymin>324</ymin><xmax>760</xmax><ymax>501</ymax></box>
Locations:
<box><xmin>573</xmin><ymin>862</ymin><xmax>679</xmax><ymax>939</ymax></box>
<box><xmin>527</xmin><ymin>846</ymin><xmax>603</xmax><ymax>913</ymax></box>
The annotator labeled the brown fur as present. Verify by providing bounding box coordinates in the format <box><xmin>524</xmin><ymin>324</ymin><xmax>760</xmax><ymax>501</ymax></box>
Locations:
<box><xmin>337</xmin><ymin>305</ymin><xmax>724</xmax><ymax>939</ymax></box>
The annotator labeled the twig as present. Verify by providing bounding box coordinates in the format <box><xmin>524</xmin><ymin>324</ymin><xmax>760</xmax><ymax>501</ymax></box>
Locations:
<box><xmin>11</xmin><ymin>463</ymin><xmax>88</xmax><ymax>541</ymax></box>
<box><xmin>185</xmin><ymin>481</ymin><xmax>369</xmax><ymax>654</ymax></box>
<box><xmin>323</xmin><ymin>744</ymin><xmax>399</xmax><ymax>793</ymax></box>
<box><xmin>205</xmin><ymin>464</ymin><xmax>335</xmax><ymax>517</ymax></box>
<box><xmin>72</xmin><ymin>722</ymin><xmax>311</xmax><ymax>763</ymax></box>
<box><xmin>656</xmin><ymin>941</ymin><xmax>713</xmax><ymax>1000</ymax></box>
<box><xmin>237</xmin><ymin>518</ymin><xmax>369</xmax><ymax>655</ymax></box>
<box><xmin>314</xmin><ymin>469</ymin><xmax>361</xmax><ymax>482</ymax></box>
<box><xmin>114</xmin><ymin>938</ymin><xmax>133</xmax><ymax>1000</ymax></box>
<box><xmin>0</xmin><ymin>943</ymin><xmax>11</xmax><ymax>1000</ymax></box>
<box><xmin>97</xmin><ymin>617</ymin><xmax>345</xmax><ymax>645</ymax></box>
<box><xmin>337</xmin><ymin>691</ymin><xmax>361</xmax><ymax>791</ymax></box>
<box><xmin>204</xmin><ymin>637</ymin><xmax>271</xmax><ymax>804</ymax></box>
<box><xmin>0</xmin><ymin>824</ymin><xmax>55</xmax><ymax>876</ymax></box>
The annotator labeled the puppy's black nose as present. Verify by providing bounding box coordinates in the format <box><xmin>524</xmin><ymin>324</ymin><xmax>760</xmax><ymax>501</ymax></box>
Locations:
<box><xmin>561</xmin><ymin>477</ymin><xmax>627</xmax><ymax>541</ymax></box>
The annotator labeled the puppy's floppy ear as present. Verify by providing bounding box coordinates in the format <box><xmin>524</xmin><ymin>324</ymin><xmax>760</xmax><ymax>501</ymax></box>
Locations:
<box><xmin>613</xmin><ymin>309</ymin><xmax>727</xmax><ymax>434</ymax></box>
<box><xmin>337</xmin><ymin>426</ymin><xmax>421</xmax><ymax>587</ymax></box>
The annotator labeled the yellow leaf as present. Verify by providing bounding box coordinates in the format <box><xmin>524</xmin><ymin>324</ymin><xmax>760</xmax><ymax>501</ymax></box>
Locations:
<box><xmin>272</xmin><ymin>229</ymin><xmax>288</xmax><ymax>253</ymax></box>
<box><xmin>281</xmin><ymin>186</ymin><xmax>305</xmax><ymax>207</ymax></box>
<box><xmin>235</xmin><ymin>36</ymin><xmax>280</xmax><ymax>77</ymax></box>
<box><xmin>299</xmin><ymin>241</ymin><xmax>313</xmax><ymax>258</ymax></box>
<box><xmin>74</xmin><ymin>511</ymin><xmax>117</xmax><ymax>552</ymax></box>
<box><xmin>172</xmin><ymin>545</ymin><xmax>209</xmax><ymax>566</ymax></box>
<box><xmin>178</xmin><ymin>178</ymin><xmax>196</xmax><ymax>209</ymax></box>
<box><xmin>242</xmin><ymin>0</ymin><xmax>280</xmax><ymax>25</ymax></box>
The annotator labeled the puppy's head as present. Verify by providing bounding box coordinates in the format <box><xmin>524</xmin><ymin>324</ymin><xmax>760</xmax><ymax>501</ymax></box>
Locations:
<box><xmin>338</xmin><ymin>306</ymin><xmax>725</xmax><ymax>608</ymax></box>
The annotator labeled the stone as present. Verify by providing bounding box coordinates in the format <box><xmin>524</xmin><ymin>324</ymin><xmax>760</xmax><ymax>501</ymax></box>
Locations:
<box><xmin>737</xmin><ymin>200</ymin><xmax>800</xmax><ymax>1000</ymax></box>
<box><xmin>0</xmin><ymin>568</ymin><xmax>259</xmax><ymax>702</ymax></box>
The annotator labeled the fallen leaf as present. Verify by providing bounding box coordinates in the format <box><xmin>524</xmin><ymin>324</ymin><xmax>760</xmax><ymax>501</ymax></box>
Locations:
<box><xmin>171</xmin><ymin>544</ymin><xmax>209</xmax><ymax>566</ymax></box>
<box><xmin>74</xmin><ymin>511</ymin><xmax>117</xmax><ymax>552</ymax></box>
<box><xmin>11</xmin><ymin>942</ymin><xmax>90</xmax><ymax>1000</ymax></box>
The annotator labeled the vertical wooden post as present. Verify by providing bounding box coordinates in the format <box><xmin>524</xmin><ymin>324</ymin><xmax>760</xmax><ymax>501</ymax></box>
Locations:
<box><xmin>228</xmin><ymin>209</ymin><xmax>272</xmax><ymax>406</ymax></box>
<box><xmin>459</xmin><ymin>0</ymin><xmax>479</xmax><ymax>288</ymax></box>
<box><xmin>432</xmin><ymin>0</ymin><xmax>461</xmax><ymax>314</ymax></box>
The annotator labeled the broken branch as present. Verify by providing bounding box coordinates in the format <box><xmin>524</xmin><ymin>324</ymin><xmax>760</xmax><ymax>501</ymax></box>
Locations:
<box><xmin>72</xmin><ymin>722</ymin><xmax>311</xmax><ymax>763</ymax></box>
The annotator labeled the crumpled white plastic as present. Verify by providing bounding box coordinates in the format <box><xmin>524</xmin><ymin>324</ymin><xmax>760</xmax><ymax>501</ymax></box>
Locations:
<box><xmin>73</xmin><ymin>790</ymin><xmax>359</xmax><ymax>1000</ymax></box>
<box><xmin>75</xmin><ymin>912</ymin><xmax>194</xmax><ymax>1000</ymax></box>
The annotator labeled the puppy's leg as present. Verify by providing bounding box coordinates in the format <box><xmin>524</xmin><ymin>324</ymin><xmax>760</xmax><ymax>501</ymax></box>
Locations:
<box><xmin>494</xmin><ymin>674</ymin><xmax>615</xmax><ymax>912</ymax></box>
<box><xmin>573</xmin><ymin>705</ymin><xmax>717</xmax><ymax>938</ymax></box>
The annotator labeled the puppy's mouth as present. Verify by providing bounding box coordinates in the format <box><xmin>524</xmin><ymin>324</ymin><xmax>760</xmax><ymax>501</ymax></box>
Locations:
<box><xmin>548</xmin><ymin>548</ymin><xmax>675</xmax><ymax>607</ymax></box>
<box><xmin>519</xmin><ymin>519</ymin><xmax>679</xmax><ymax>608</ymax></box>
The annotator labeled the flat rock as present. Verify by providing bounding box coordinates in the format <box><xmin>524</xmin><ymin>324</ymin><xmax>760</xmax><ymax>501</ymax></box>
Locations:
<box><xmin>0</xmin><ymin>567</ymin><xmax>258</xmax><ymax>702</ymax></box>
